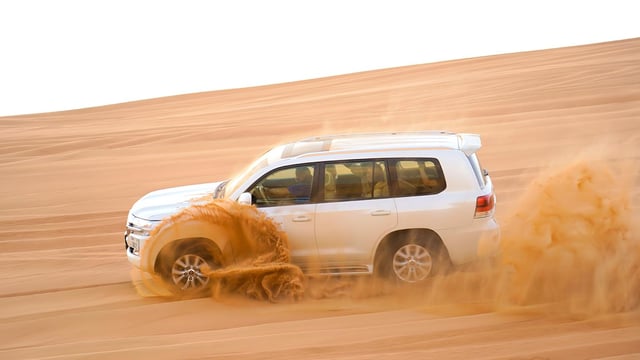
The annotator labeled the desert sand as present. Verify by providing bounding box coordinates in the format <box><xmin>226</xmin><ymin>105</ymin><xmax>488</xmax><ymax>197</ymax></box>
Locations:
<box><xmin>1</xmin><ymin>38</ymin><xmax>639</xmax><ymax>359</ymax></box>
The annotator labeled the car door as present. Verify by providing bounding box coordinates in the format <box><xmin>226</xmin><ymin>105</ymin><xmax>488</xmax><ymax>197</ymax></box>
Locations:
<box><xmin>245</xmin><ymin>164</ymin><xmax>319</xmax><ymax>267</ymax></box>
<box><xmin>314</xmin><ymin>160</ymin><xmax>397</xmax><ymax>270</ymax></box>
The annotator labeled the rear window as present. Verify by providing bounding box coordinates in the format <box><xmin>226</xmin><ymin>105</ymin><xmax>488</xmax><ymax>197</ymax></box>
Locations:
<box><xmin>392</xmin><ymin>159</ymin><xmax>446</xmax><ymax>196</ymax></box>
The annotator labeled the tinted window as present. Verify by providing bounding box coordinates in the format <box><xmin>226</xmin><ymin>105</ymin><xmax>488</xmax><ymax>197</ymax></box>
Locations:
<box><xmin>248</xmin><ymin>165</ymin><xmax>315</xmax><ymax>207</ymax></box>
<box><xmin>323</xmin><ymin>160</ymin><xmax>389</xmax><ymax>201</ymax></box>
<box><xmin>392</xmin><ymin>159</ymin><xmax>446</xmax><ymax>196</ymax></box>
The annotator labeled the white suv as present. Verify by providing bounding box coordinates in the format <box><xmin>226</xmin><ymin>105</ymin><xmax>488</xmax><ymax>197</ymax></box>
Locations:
<box><xmin>125</xmin><ymin>131</ymin><xmax>499</xmax><ymax>294</ymax></box>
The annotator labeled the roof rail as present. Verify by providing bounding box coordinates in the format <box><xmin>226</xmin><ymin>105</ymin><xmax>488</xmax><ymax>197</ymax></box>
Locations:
<box><xmin>299</xmin><ymin>130</ymin><xmax>453</xmax><ymax>143</ymax></box>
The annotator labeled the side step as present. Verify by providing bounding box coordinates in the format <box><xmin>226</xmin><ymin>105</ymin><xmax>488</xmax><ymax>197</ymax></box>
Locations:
<box><xmin>299</xmin><ymin>265</ymin><xmax>372</xmax><ymax>276</ymax></box>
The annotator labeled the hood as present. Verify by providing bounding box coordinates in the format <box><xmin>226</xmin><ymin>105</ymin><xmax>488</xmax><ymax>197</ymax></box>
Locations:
<box><xmin>130</xmin><ymin>181</ymin><xmax>225</xmax><ymax>221</ymax></box>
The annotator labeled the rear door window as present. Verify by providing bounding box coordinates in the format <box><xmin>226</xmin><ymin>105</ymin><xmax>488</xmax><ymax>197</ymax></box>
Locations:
<box><xmin>323</xmin><ymin>160</ymin><xmax>390</xmax><ymax>201</ymax></box>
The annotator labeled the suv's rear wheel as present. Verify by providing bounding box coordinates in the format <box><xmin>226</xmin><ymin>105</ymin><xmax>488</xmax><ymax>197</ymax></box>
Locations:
<box><xmin>375</xmin><ymin>231</ymin><xmax>448</xmax><ymax>285</ymax></box>
<box><xmin>392</xmin><ymin>243</ymin><xmax>433</xmax><ymax>283</ymax></box>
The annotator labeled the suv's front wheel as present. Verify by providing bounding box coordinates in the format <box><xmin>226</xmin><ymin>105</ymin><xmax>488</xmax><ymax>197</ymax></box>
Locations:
<box><xmin>158</xmin><ymin>241</ymin><xmax>222</xmax><ymax>297</ymax></box>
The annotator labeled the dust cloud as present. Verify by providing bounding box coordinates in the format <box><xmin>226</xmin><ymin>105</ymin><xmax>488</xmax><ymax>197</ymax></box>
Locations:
<box><xmin>135</xmin><ymin>200</ymin><xmax>305</xmax><ymax>302</ymax></box>
<box><xmin>495</xmin><ymin>156</ymin><xmax>640</xmax><ymax>315</ymax></box>
<box><xmin>133</xmin><ymin>155</ymin><xmax>639</xmax><ymax>318</ymax></box>
<box><xmin>417</xmin><ymin>155</ymin><xmax>640</xmax><ymax>318</ymax></box>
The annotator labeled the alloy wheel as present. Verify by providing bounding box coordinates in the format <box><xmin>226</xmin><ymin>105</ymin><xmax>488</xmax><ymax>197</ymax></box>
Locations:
<box><xmin>392</xmin><ymin>243</ymin><xmax>433</xmax><ymax>283</ymax></box>
<box><xmin>171</xmin><ymin>254</ymin><xmax>210</xmax><ymax>290</ymax></box>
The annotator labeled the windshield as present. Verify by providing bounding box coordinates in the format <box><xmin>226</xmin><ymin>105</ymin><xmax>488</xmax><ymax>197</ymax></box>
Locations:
<box><xmin>223</xmin><ymin>154</ymin><xmax>270</xmax><ymax>199</ymax></box>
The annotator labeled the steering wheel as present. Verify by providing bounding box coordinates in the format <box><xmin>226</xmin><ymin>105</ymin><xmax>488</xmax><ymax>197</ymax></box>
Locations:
<box><xmin>254</xmin><ymin>185</ymin><xmax>271</xmax><ymax>206</ymax></box>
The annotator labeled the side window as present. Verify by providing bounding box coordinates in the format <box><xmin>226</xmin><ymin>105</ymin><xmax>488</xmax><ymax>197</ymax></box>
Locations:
<box><xmin>323</xmin><ymin>160</ymin><xmax>389</xmax><ymax>201</ymax></box>
<box><xmin>393</xmin><ymin>159</ymin><xmax>445</xmax><ymax>196</ymax></box>
<box><xmin>249</xmin><ymin>165</ymin><xmax>315</xmax><ymax>207</ymax></box>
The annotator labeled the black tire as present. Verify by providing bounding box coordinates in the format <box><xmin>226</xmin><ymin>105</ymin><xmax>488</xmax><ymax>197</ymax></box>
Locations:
<box><xmin>159</xmin><ymin>242</ymin><xmax>221</xmax><ymax>297</ymax></box>
<box><xmin>375</xmin><ymin>231</ymin><xmax>449</xmax><ymax>285</ymax></box>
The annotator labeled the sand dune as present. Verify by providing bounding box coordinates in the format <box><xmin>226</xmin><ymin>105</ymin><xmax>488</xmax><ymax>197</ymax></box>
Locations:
<box><xmin>1</xmin><ymin>38</ymin><xmax>639</xmax><ymax>359</ymax></box>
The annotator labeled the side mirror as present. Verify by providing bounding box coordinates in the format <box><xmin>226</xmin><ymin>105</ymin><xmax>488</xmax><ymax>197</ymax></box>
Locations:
<box><xmin>238</xmin><ymin>192</ymin><xmax>252</xmax><ymax>205</ymax></box>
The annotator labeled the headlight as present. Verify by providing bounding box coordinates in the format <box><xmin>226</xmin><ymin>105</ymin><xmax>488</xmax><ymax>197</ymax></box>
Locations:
<box><xmin>127</xmin><ymin>215</ymin><xmax>158</xmax><ymax>236</ymax></box>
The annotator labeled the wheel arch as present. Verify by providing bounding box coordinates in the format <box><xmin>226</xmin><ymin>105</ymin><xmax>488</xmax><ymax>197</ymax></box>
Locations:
<box><xmin>373</xmin><ymin>228</ymin><xmax>451</xmax><ymax>270</ymax></box>
<box><xmin>140</xmin><ymin>219</ymin><xmax>235</xmax><ymax>273</ymax></box>
<box><xmin>153</xmin><ymin>237</ymin><xmax>225</xmax><ymax>274</ymax></box>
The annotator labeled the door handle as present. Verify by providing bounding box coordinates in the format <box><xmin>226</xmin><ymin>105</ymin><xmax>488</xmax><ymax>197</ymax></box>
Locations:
<box><xmin>292</xmin><ymin>215</ymin><xmax>311</xmax><ymax>222</ymax></box>
<box><xmin>370</xmin><ymin>210</ymin><xmax>391</xmax><ymax>216</ymax></box>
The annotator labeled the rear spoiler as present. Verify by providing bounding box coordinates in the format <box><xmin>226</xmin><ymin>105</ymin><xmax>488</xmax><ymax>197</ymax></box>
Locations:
<box><xmin>457</xmin><ymin>133</ymin><xmax>482</xmax><ymax>156</ymax></box>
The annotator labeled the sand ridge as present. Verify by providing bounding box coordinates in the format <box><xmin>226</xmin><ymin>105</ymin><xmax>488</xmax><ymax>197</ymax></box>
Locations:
<box><xmin>1</xmin><ymin>38</ymin><xmax>639</xmax><ymax>359</ymax></box>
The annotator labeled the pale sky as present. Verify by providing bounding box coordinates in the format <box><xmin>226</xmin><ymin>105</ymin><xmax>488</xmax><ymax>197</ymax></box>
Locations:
<box><xmin>1</xmin><ymin>0</ymin><xmax>638</xmax><ymax>116</ymax></box>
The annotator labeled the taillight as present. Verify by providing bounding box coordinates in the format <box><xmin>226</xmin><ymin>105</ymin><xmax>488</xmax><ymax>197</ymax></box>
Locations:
<box><xmin>475</xmin><ymin>193</ymin><xmax>495</xmax><ymax>218</ymax></box>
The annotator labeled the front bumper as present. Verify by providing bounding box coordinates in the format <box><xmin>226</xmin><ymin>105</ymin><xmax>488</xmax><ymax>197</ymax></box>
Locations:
<box><xmin>124</xmin><ymin>224</ymin><xmax>152</xmax><ymax>270</ymax></box>
<box><xmin>125</xmin><ymin>242</ymin><xmax>142</xmax><ymax>268</ymax></box>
